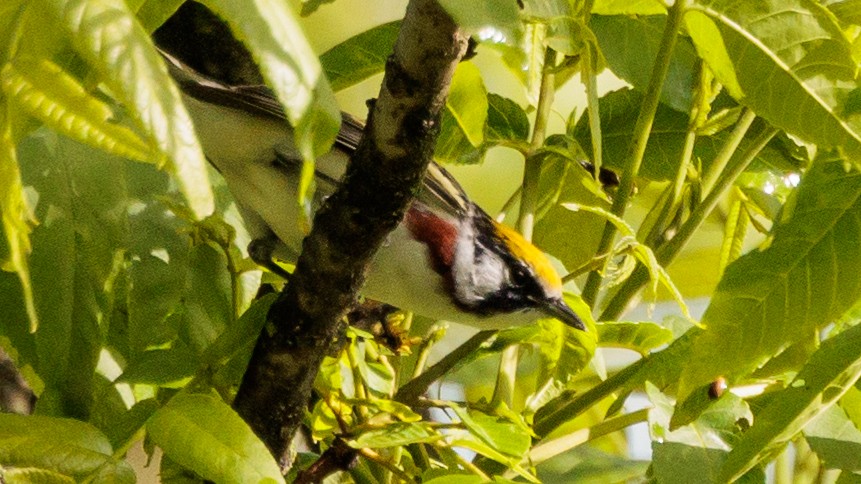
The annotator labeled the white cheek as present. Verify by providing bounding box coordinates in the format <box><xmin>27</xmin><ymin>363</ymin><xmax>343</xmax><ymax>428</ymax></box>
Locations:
<box><xmin>452</xmin><ymin>225</ymin><xmax>507</xmax><ymax>307</ymax></box>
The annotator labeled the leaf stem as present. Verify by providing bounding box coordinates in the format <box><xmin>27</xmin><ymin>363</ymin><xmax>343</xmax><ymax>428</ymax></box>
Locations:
<box><xmin>357</xmin><ymin>447</ymin><xmax>414</xmax><ymax>482</ymax></box>
<box><xmin>533</xmin><ymin>358</ymin><xmax>646</xmax><ymax>436</ymax></box>
<box><xmin>493</xmin><ymin>47</ymin><xmax>558</xmax><ymax>409</ymax></box>
<box><xmin>517</xmin><ymin>47</ymin><xmax>557</xmax><ymax>240</ymax></box>
<box><xmin>395</xmin><ymin>330</ymin><xmax>496</xmax><ymax>405</ymax></box>
<box><xmin>643</xmin><ymin>60</ymin><xmax>708</xmax><ymax>247</ymax></box>
<box><xmin>582</xmin><ymin>40</ymin><xmax>602</xmax><ymax>184</ymax></box>
<box><xmin>524</xmin><ymin>408</ymin><xmax>650</xmax><ymax>470</ymax></box>
<box><xmin>581</xmin><ymin>0</ymin><xmax>690</xmax><ymax>307</ymax></box>
<box><xmin>701</xmin><ymin>108</ymin><xmax>756</xmax><ymax>196</ymax></box>
<box><xmin>599</xmin><ymin>125</ymin><xmax>778</xmax><ymax>321</ymax></box>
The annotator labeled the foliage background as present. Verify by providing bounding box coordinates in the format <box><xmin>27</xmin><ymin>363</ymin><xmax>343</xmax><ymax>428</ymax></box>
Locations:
<box><xmin>1</xmin><ymin>0</ymin><xmax>861</xmax><ymax>483</ymax></box>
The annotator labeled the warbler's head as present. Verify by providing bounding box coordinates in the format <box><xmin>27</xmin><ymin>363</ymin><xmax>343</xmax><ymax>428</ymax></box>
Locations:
<box><xmin>442</xmin><ymin>206</ymin><xmax>585</xmax><ymax>330</ymax></box>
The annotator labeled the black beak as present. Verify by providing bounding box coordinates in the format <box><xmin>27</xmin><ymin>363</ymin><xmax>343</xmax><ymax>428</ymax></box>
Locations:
<box><xmin>542</xmin><ymin>298</ymin><xmax>586</xmax><ymax>331</ymax></box>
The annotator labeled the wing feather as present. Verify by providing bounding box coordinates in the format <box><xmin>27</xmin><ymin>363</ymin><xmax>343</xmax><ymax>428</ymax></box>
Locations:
<box><xmin>162</xmin><ymin>48</ymin><xmax>468</xmax><ymax>218</ymax></box>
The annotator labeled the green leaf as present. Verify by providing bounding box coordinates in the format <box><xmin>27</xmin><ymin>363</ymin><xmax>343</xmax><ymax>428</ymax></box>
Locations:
<box><xmin>679</xmin><ymin>154</ymin><xmax>861</xmax><ymax>401</ymax></box>
<box><xmin>646</xmin><ymin>383</ymin><xmax>760</xmax><ymax>484</ymax></box>
<box><xmin>349</xmin><ymin>422</ymin><xmax>442</xmax><ymax>448</ymax></box>
<box><xmin>42</xmin><ymin>0</ymin><xmax>214</xmax><ymax>218</ymax></box>
<box><xmin>421</xmin><ymin>475</ymin><xmax>484</xmax><ymax>484</ymax></box>
<box><xmin>435</xmin><ymin>108</ymin><xmax>486</xmax><ymax>165</ymax></box>
<box><xmin>200</xmin><ymin>0</ymin><xmax>340</xmax><ymax>161</ymax></box>
<box><xmin>2</xmin><ymin>467</ymin><xmax>76</xmax><ymax>484</ymax></box>
<box><xmin>718</xmin><ymin>196</ymin><xmax>749</xmax><ymax>275</ymax></box>
<box><xmin>486</xmin><ymin>93</ymin><xmax>530</xmax><ymax>144</ymax></box>
<box><xmin>118</xmin><ymin>347</ymin><xmax>198</xmax><ymax>387</ymax></box>
<box><xmin>179</xmin><ymin>242</ymin><xmax>234</xmax><ymax>354</ymax></box>
<box><xmin>16</xmin><ymin>131</ymin><xmax>127</xmax><ymax>416</ymax></box>
<box><xmin>592</xmin><ymin>0</ymin><xmax>665</xmax><ymax>15</ymax></box>
<box><xmin>320</xmin><ymin>21</ymin><xmax>399</xmax><ymax>92</ymax></box>
<box><xmin>572</xmin><ymin>88</ymin><xmax>799</xmax><ymax>181</ymax></box>
<box><xmin>299</xmin><ymin>0</ymin><xmax>335</xmax><ymax>16</ymax></box>
<box><xmin>804</xmin><ymin>403</ymin><xmax>861</xmax><ymax>471</ymax></box>
<box><xmin>0</xmin><ymin>1</ymin><xmax>27</xmax><ymax>61</ymax></box>
<box><xmin>147</xmin><ymin>393</ymin><xmax>284</xmax><ymax>484</ymax></box>
<box><xmin>450</xmin><ymin>406</ymin><xmax>531</xmax><ymax>459</ymax></box>
<box><xmin>1</xmin><ymin>58</ymin><xmax>155</xmax><ymax>163</ymax></box>
<box><xmin>688</xmin><ymin>0</ymin><xmax>861</xmax><ymax>159</ymax></box>
<box><xmin>721</xmin><ymin>322</ymin><xmax>861</xmax><ymax>481</ymax></box>
<box><xmin>446</xmin><ymin>62</ymin><xmax>488</xmax><ymax>148</ymax></box>
<box><xmin>438</xmin><ymin>0</ymin><xmax>522</xmax><ymax>44</ymax></box>
<box><xmin>839</xmin><ymin>472</ymin><xmax>861</xmax><ymax>484</ymax></box>
<box><xmin>562</xmin><ymin>203</ymin><xmax>690</xmax><ymax>318</ymax></box>
<box><xmin>97</xmin><ymin>398</ymin><xmax>160</xmax><ymax>450</ymax></box>
<box><xmin>533</xmin><ymin>146</ymin><xmax>610</xmax><ymax>272</ymax></box>
<box><xmin>822</xmin><ymin>0</ymin><xmax>861</xmax><ymax>26</ymax></box>
<box><xmin>124</xmin><ymin>181</ymin><xmax>193</xmax><ymax>355</ymax></box>
<box><xmin>540</xmin><ymin>295</ymin><xmax>597</xmax><ymax>381</ymax></box>
<box><xmin>343</xmin><ymin>397</ymin><xmax>422</xmax><ymax>422</ymax></box>
<box><xmin>0</xmin><ymin>414</ymin><xmax>133</xmax><ymax>483</ymax></box>
<box><xmin>591</xmin><ymin>15</ymin><xmax>698</xmax><ymax>112</ymax></box>
<box><xmin>134</xmin><ymin>0</ymin><xmax>184</xmax><ymax>32</ymax></box>
<box><xmin>202</xmin><ymin>293</ymin><xmax>275</xmax><ymax>368</ymax></box>
<box><xmin>0</xmin><ymin>104</ymin><xmax>37</xmax><ymax>331</ymax></box>
<box><xmin>596</xmin><ymin>321</ymin><xmax>674</xmax><ymax>355</ymax></box>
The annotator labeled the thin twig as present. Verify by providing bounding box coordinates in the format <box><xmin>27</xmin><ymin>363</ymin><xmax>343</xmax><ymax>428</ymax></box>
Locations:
<box><xmin>582</xmin><ymin>0</ymin><xmax>690</xmax><ymax>306</ymax></box>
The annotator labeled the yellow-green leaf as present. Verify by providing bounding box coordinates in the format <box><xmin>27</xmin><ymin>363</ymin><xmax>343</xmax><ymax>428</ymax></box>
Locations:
<box><xmin>1</xmin><ymin>58</ymin><xmax>154</xmax><ymax>164</ymax></box>
<box><xmin>0</xmin><ymin>106</ymin><xmax>37</xmax><ymax>331</ymax></box>
<box><xmin>40</xmin><ymin>0</ymin><xmax>214</xmax><ymax>218</ymax></box>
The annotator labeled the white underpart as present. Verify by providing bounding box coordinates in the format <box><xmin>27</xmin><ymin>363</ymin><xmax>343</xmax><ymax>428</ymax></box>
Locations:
<box><xmin>183</xmin><ymin>95</ymin><xmax>544</xmax><ymax>329</ymax></box>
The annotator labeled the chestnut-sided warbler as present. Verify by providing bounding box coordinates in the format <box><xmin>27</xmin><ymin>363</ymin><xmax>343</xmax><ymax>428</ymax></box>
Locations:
<box><xmin>161</xmin><ymin>51</ymin><xmax>585</xmax><ymax>331</ymax></box>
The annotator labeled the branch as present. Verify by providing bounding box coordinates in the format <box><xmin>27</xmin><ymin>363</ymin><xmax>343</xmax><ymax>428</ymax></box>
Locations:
<box><xmin>231</xmin><ymin>0</ymin><xmax>468</xmax><ymax>467</ymax></box>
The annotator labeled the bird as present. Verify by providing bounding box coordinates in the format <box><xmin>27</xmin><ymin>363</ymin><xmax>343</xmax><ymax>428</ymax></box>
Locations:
<box><xmin>159</xmin><ymin>49</ymin><xmax>585</xmax><ymax>331</ymax></box>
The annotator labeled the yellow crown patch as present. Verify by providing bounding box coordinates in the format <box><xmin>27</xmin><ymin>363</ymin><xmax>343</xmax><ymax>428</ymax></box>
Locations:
<box><xmin>491</xmin><ymin>221</ymin><xmax>563</xmax><ymax>293</ymax></box>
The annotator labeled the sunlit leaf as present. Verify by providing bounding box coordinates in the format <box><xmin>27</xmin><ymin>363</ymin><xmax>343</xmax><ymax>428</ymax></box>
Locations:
<box><xmin>446</xmin><ymin>62</ymin><xmax>488</xmax><ymax>147</ymax></box>
<box><xmin>804</xmin><ymin>403</ymin><xmax>861</xmax><ymax>471</ymax></box>
<box><xmin>349</xmin><ymin>422</ymin><xmax>442</xmax><ymax>448</ymax></box>
<box><xmin>0</xmin><ymin>105</ymin><xmax>37</xmax><ymax>331</ymax></box>
<box><xmin>41</xmin><ymin>0</ymin><xmax>214</xmax><ymax>218</ymax></box>
<box><xmin>591</xmin><ymin>0</ymin><xmax>665</xmax><ymax>15</ymax></box>
<box><xmin>596</xmin><ymin>321</ymin><xmax>673</xmax><ymax>355</ymax></box>
<box><xmin>721</xmin><ymin>322</ymin><xmax>861</xmax><ymax>481</ymax></box>
<box><xmin>320</xmin><ymin>21</ymin><xmax>399</xmax><ymax>92</ymax></box>
<box><xmin>647</xmin><ymin>383</ymin><xmax>761</xmax><ymax>483</ymax></box>
<box><xmin>822</xmin><ymin>0</ymin><xmax>861</xmax><ymax>26</ymax></box>
<box><xmin>450</xmin><ymin>406</ymin><xmax>531</xmax><ymax>459</ymax></box>
<box><xmin>1</xmin><ymin>57</ymin><xmax>155</xmax><ymax>163</ymax></box>
<box><xmin>688</xmin><ymin>0</ymin><xmax>861</xmax><ymax>160</ymax></box>
<box><xmin>438</xmin><ymin>0</ymin><xmax>522</xmax><ymax>44</ymax></box>
<box><xmin>2</xmin><ymin>467</ymin><xmax>77</xmax><ymax>484</ymax></box>
<box><xmin>147</xmin><ymin>393</ymin><xmax>284</xmax><ymax>484</ymax></box>
<box><xmin>679</xmin><ymin>154</ymin><xmax>861</xmax><ymax>402</ymax></box>
<box><xmin>344</xmin><ymin>397</ymin><xmax>422</xmax><ymax>422</ymax></box>
<box><xmin>0</xmin><ymin>414</ymin><xmax>133</xmax><ymax>483</ymax></box>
